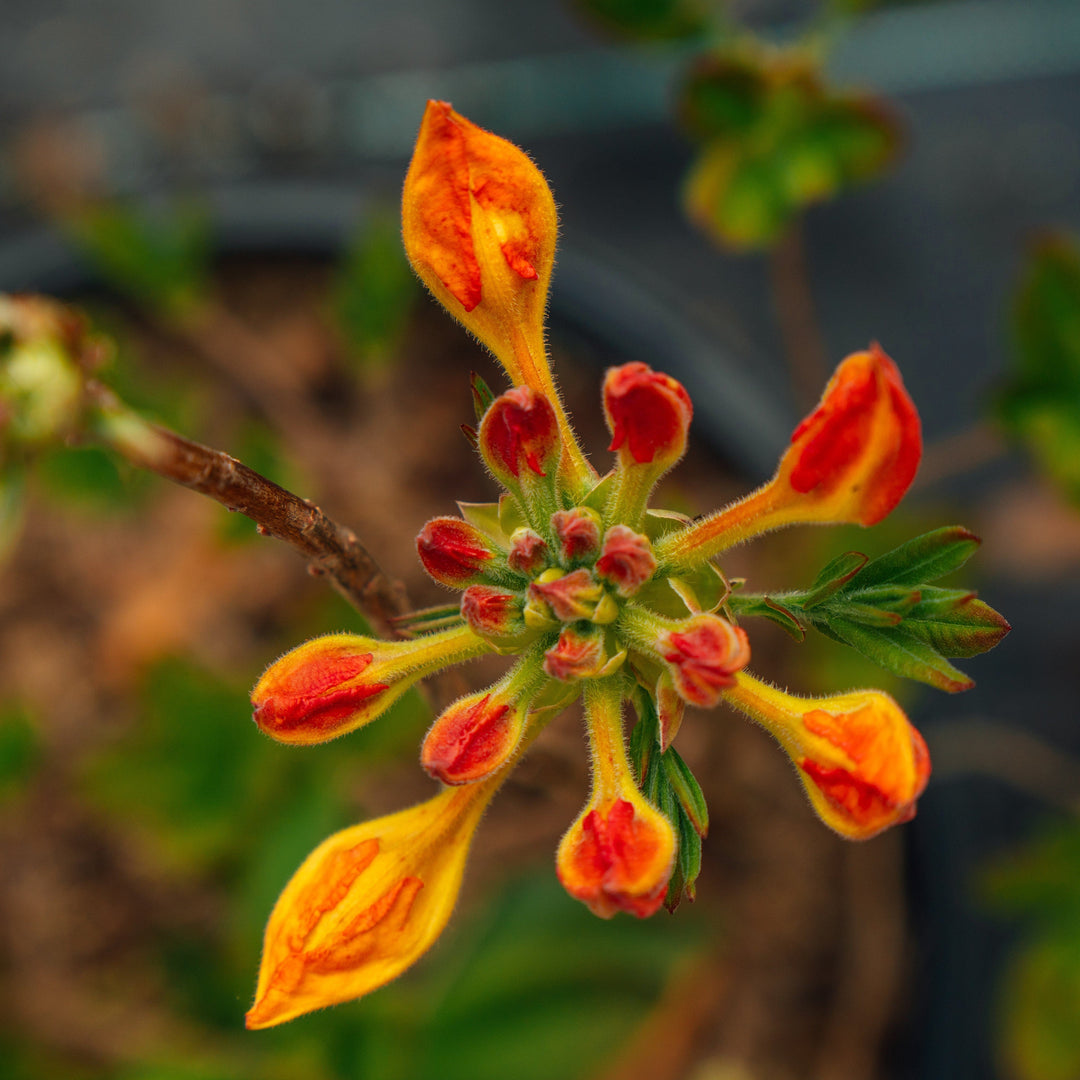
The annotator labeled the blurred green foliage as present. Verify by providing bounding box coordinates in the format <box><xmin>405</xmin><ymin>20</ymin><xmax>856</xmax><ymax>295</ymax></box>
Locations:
<box><xmin>332</xmin><ymin>210</ymin><xmax>418</xmax><ymax>376</ymax></box>
<box><xmin>0</xmin><ymin>704</ymin><xmax>40</xmax><ymax>799</ymax></box>
<box><xmin>67</xmin><ymin>201</ymin><xmax>211</xmax><ymax>319</ymax></box>
<box><xmin>573</xmin><ymin>0</ymin><xmax>709</xmax><ymax>41</ymax></box>
<box><xmin>681</xmin><ymin>44</ymin><xmax>899</xmax><ymax>249</ymax></box>
<box><xmin>63</xmin><ymin>649</ymin><xmax>705</xmax><ymax>1080</ymax></box>
<box><xmin>999</xmin><ymin>234</ymin><xmax>1080</xmax><ymax>505</ymax></box>
<box><xmin>984</xmin><ymin>820</ymin><xmax>1080</xmax><ymax>1080</ymax></box>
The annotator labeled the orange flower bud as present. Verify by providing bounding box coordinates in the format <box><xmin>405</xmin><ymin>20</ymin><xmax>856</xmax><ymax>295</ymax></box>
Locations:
<box><xmin>245</xmin><ymin>781</ymin><xmax>497</xmax><ymax>1028</ymax></box>
<box><xmin>557</xmin><ymin>679</ymin><xmax>676</xmax><ymax>918</ymax></box>
<box><xmin>779</xmin><ymin>344</ymin><xmax>921</xmax><ymax>526</ymax></box>
<box><xmin>557</xmin><ymin>795</ymin><xmax>676</xmax><ymax>918</ymax></box>
<box><xmin>421</xmin><ymin>658</ymin><xmax>541</xmax><ymax>785</ymax></box>
<box><xmin>723</xmin><ymin>673</ymin><xmax>931</xmax><ymax>840</ymax></box>
<box><xmin>552</xmin><ymin>506</ymin><xmax>602</xmax><ymax>562</ymax></box>
<box><xmin>604</xmin><ymin>362</ymin><xmax>692</xmax><ymax>469</ymax></box>
<box><xmin>252</xmin><ymin>627</ymin><xmax>490</xmax><ymax>745</ymax></box>
<box><xmin>478</xmin><ymin>386</ymin><xmax>560</xmax><ymax>487</ymax></box>
<box><xmin>401</xmin><ymin>100</ymin><xmax>556</xmax><ymax>388</ymax></box>
<box><xmin>416</xmin><ymin>516</ymin><xmax>501</xmax><ymax>588</ymax></box>
<box><xmin>655</xmin><ymin>346</ymin><xmax>922</xmax><ymax>568</ymax></box>
<box><xmin>595</xmin><ymin>525</ymin><xmax>657</xmax><ymax>597</ymax></box>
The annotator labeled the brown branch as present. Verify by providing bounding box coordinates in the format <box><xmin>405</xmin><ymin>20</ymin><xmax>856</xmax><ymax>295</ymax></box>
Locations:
<box><xmin>771</xmin><ymin>219</ymin><xmax>831</xmax><ymax>413</ymax></box>
<box><xmin>85</xmin><ymin>380</ymin><xmax>409</xmax><ymax>638</ymax></box>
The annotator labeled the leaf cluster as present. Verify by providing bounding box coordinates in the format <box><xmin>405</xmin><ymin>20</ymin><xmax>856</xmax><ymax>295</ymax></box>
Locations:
<box><xmin>728</xmin><ymin>527</ymin><xmax>1010</xmax><ymax>692</ymax></box>
<box><xmin>680</xmin><ymin>43</ymin><xmax>900</xmax><ymax>249</ymax></box>
<box><xmin>630</xmin><ymin>689</ymin><xmax>708</xmax><ymax>911</ymax></box>
<box><xmin>999</xmin><ymin>233</ymin><xmax>1080</xmax><ymax>504</ymax></box>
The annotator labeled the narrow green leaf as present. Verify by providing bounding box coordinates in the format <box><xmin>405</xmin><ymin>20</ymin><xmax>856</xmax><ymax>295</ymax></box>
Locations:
<box><xmin>900</xmin><ymin>592</ymin><xmax>1011</xmax><ymax>659</ymax></box>
<box><xmin>801</xmin><ymin>550</ymin><xmax>869</xmax><ymax>607</ymax></box>
<box><xmin>855</xmin><ymin>526</ymin><xmax>981</xmax><ymax>587</ymax></box>
<box><xmin>828</xmin><ymin>617</ymin><xmax>974</xmax><ymax>692</ymax></box>
<box><xmin>662</xmin><ymin>748</ymin><xmax>709</xmax><ymax>838</ymax></box>
<box><xmin>830</xmin><ymin>602</ymin><xmax>902</xmax><ymax>627</ymax></box>
<box><xmin>761</xmin><ymin>596</ymin><xmax>807</xmax><ymax>641</ymax></box>
<box><xmin>470</xmin><ymin>371</ymin><xmax>496</xmax><ymax>422</ymax></box>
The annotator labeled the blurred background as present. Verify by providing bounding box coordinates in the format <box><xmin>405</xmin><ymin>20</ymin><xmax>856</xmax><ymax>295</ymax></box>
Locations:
<box><xmin>1</xmin><ymin>2</ymin><xmax>1079</xmax><ymax>1079</ymax></box>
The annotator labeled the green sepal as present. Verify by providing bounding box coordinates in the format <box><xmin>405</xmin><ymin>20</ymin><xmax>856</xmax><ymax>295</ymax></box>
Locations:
<box><xmin>663</xmin><ymin>747</ymin><xmax>709</xmax><ymax>838</ymax></box>
<box><xmin>457</xmin><ymin>500</ymin><xmax>509</xmax><ymax>546</ymax></box>
<box><xmin>470</xmin><ymin>371</ymin><xmax>496</xmax><ymax>422</ymax></box>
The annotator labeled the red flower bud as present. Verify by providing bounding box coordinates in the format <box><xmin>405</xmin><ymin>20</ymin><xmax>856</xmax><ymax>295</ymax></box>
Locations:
<box><xmin>417</xmin><ymin>516</ymin><xmax>499</xmax><ymax>587</ymax></box>
<box><xmin>479</xmin><ymin>386</ymin><xmax>560</xmax><ymax>483</ymax></box>
<box><xmin>551</xmin><ymin>507</ymin><xmax>602</xmax><ymax>562</ymax></box>
<box><xmin>527</xmin><ymin>568</ymin><xmax>606</xmax><ymax>623</ymax></box>
<box><xmin>595</xmin><ymin>525</ymin><xmax>657</xmax><ymax>596</ymax></box>
<box><xmin>507</xmin><ymin>527</ymin><xmax>550</xmax><ymax>575</ymax></box>
<box><xmin>603</xmin><ymin>362</ymin><xmax>692</xmax><ymax>468</ymax></box>
<box><xmin>544</xmin><ymin>625</ymin><xmax>606</xmax><ymax>681</ymax></box>
<box><xmin>460</xmin><ymin>585</ymin><xmax>525</xmax><ymax>643</ymax></box>
<box><xmin>556</xmin><ymin>796</ymin><xmax>675</xmax><ymax>918</ymax></box>
<box><xmin>421</xmin><ymin>686</ymin><xmax>527</xmax><ymax>785</ymax></box>
<box><xmin>660</xmin><ymin>614</ymin><xmax>751</xmax><ymax>707</ymax></box>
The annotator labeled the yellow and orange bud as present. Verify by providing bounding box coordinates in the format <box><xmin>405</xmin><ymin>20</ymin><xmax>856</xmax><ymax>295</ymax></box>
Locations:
<box><xmin>723</xmin><ymin>672</ymin><xmax>931</xmax><ymax>840</ymax></box>
<box><xmin>245</xmin><ymin>780</ymin><xmax>497</xmax><ymax>1029</ymax></box>
<box><xmin>416</xmin><ymin>516</ymin><xmax>502</xmax><ymax>588</ymax></box>
<box><xmin>557</xmin><ymin>793</ymin><xmax>676</xmax><ymax>919</ymax></box>
<box><xmin>656</xmin><ymin>346</ymin><xmax>922</xmax><ymax>568</ymax></box>
<box><xmin>421</xmin><ymin>659</ymin><xmax>541</xmax><ymax>785</ymax></box>
<box><xmin>557</xmin><ymin>679</ymin><xmax>676</xmax><ymax>918</ymax></box>
<box><xmin>595</xmin><ymin>525</ymin><xmax>657</xmax><ymax>597</ymax></box>
<box><xmin>402</xmin><ymin>100</ymin><xmax>556</xmax><ymax>390</ymax></box>
<box><xmin>604</xmin><ymin>362</ymin><xmax>693</xmax><ymax>470</ymax></box>
<box><xmin>251</xmin><ymin>626</ymin><xmax>491</xmax><ymax>745</ymax></box>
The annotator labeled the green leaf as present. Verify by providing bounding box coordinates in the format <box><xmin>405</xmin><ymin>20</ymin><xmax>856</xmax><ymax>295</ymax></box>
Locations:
<box><xmin>574</xmin><ymin>0</ymin><xmax>708</xmax><ymax>42</ymax></box>
<box><xmin>681</xmin><ymin>45</ymin><xmax>899</xmax><ymax>250</ymax></box>
<box><xmin>899</xmin><ymin>589</ymin><xmax>1011</xmax><ymax>658</ymax></box>
<box><xmin>0</xmin><ymin>705</ymin><xmax>40</xmax><ymax>797</ymax></box>
<box><xmin>663</xmin><ymin>746</ymin><xmax>708</xmax><ymax>838</ymax></box>
<box><xmin>827</xmin><ymin>617</ymin><xmax>974</xmax><ymax>692</ymax></box>
<box><xmin>854</xmin><ymin>526</ymin><xmax>981</xmax><ymax>587</ymax></box>
<box><xmin>332</xmin><ymin>209</ymin><xmax>417</xmax><ymax>371</ymax></box>
<box><xmin>801</xmin><ymin>550</ymin><xmax>868</xmax><ymax>607</ymax></box>
<box><xmin>760</xmin><ymin>596</ymin><xmax>807</xmax><ymax>640</ymax></box>
<box><xmin>67</xmin><ymin>200</ymin><xmax>210</xmax><ymax>318</ymax></box>
<box><xmin>470</xmin><ymin>371</ymin><xmax>496</xmax><ymax>422</ymax></box>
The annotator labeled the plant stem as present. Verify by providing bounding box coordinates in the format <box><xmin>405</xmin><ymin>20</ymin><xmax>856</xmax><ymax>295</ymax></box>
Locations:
<box><xmin>85</xmin><ymin>380</ymin><xmax>410</xmax><ymax>638</ymax></box>
<box><xmin>770</xmin><ymin>218</ymin><xmax>829</xmax><ymax>413</ymax></box>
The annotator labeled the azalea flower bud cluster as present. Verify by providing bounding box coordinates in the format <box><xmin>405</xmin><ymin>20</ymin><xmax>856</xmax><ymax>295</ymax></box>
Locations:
<box><xmin>243</xmin><ymin>101</ymin><xmax>998</xmax><ymax>1029</ymax></box>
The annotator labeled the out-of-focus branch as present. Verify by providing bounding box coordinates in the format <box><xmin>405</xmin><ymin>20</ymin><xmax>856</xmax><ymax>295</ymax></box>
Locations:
<box><xmin>86</xmin><ymin>379</ymin><xmax>409</xmax><ymax>638</ymax></box>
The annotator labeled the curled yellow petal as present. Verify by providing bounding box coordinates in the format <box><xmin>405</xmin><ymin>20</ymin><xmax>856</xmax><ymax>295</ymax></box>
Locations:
<box><xmin>245</xmin><ymin>780</ymin><xmax>497</xmax><ymax>1028</ymax></box>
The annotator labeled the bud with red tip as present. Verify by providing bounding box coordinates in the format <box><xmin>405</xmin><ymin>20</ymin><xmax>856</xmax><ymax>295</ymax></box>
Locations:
<box><xmin>252</xmin><ymin>627</ymin><xmax>491</xmax><ymax>745</ymax></box>
<box><xmin>507</xmin><ymin>526</ymin><xmax>550</xmax><ymax>575</ymax></box>
<box><xmin>602</xmin><ymin>362</ymin><xmax>693</xmax><ymax>526</ymax></box>
<box><xmin>657</xmin><ymin>346</ymin><xmax>922</xmax><ymax>568</ymax></box>
<box><xmin>552</xmin><ymin>506</ymin><xmax>602</xmax><ymax>563</ymax></box>
<box><xmin>544</xmin><ymin>625</ymin><xmax>609</xmax><ymax>681</ymax></box>
<box><xmin>416</xmin><ymin>516</ymin><xmax>506</xmax><ymax>588</ymax></box>
<box><xmin>604</xmin><ymin>362</ymin><xmax>693</xmax><ymax>469</ymax></box>
<box><xmin>421</xmin><ymin>658</ymin><xmax>542</xmax><ymax>785</ymax></box>
<box><xmin>527</xmin><ymin>568</ymin><xmax>615</xmax><ymax>624</ymax></box>
<box><xmin>723</xmin><ymin>673</ymin><xmax>931</xmax><ymax>840</ymax></box>
<box><xmin>595</xmin><ymin>525</ymin><xmax>657</xmax><ymax>596</ymax></box>
<box><xmin>460</xmin><ymin>584</ymin><xmax>529</xmax><ymax>648</ymax></box>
